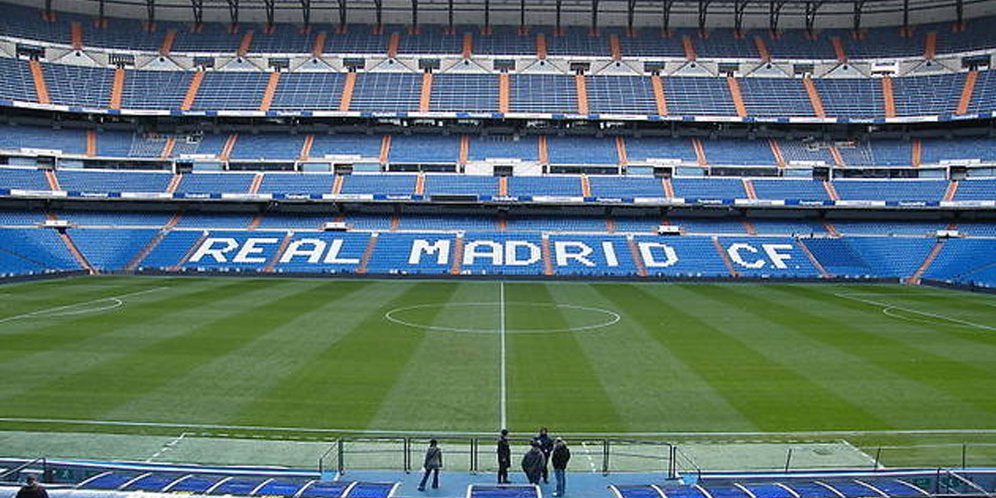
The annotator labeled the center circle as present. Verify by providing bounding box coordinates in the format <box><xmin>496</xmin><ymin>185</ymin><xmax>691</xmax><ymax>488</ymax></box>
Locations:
<box><xmin>384</xmin><ymin>302</ymin><xmax>620</xmax><ymax>334</ymax></box>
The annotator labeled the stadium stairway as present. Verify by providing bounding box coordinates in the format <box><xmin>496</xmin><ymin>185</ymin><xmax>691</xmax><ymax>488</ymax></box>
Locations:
<box><xmin>907</xmin><ymin>239</ymin><xmax>946</xmax><ymax>284</ymax></box>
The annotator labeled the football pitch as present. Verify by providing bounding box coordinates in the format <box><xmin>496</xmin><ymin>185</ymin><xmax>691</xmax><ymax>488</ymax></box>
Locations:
<box><xmin>1</xmin><ymin>275</ymin><xmax>995</xmax><ymax>470</ymax></box>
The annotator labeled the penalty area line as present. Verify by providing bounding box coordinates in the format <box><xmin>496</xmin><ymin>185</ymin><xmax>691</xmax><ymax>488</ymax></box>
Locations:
<box><xmin>0</xmin><ymin>287</ymin><xmax>170</xmax><ymax>325</ymax></box>
<box><xmin>833</xmin><ymin>292</ymin><xmax>996</xmax><ymax>332</ymax></box>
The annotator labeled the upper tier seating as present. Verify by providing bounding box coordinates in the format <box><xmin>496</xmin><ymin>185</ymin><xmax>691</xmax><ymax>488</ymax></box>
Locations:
<box><xmin>814</xmin><ymin>78</ymin><xmax>884</xmax><ymax>118</ymax></box>
<box><xmin>43</xmin><ymin>62</ymin><xmax>113</xmax><ymax>108</ymax></box>
<box><xmin>0</xmin><ymin>58</ymin><xmax>37</xmax><ymax>103</ymax></box>
<box><xmin>350</xmin><ymin>73</ymin><xmax>422</xmax><ymax>113</ymax></box>
<box><xmin>587</xmin><ymin>76</ymin><xmax>658</xmax><ymax>115</ymax></box>
<box><xmin>191</xmin><ymin>72</ymin><xmax>270</xmax><ymax>110</ymax></box>
<box><xmin>509</xmin><ymin>75</ymin><xmax>578</xmax><ymax>114</ymax></box>
<box><xmin>739</xmin><ymin>78</ymin><xmax>815</xmax><ymax>118</ymax></box>
<box><xmin>121</xmin><ymin>70</ymin><xmax>192</xmax><ymax>110</ymax></box>
<box><xmin>430</xmin><ymin>74</ymin><xmax>500</xmax><ymax>113</ymax></box>
<box><xmin>4</xmin><ymin>2</ymin><xmax>995</xmax><ymax>61</ymax></box>
<box><xmin>271</xmin><ymin>72</ymin><xmax>346</xmax><ymax>111</ymax></box>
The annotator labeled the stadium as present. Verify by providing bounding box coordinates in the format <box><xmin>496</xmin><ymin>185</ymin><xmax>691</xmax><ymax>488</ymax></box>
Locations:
<box><xmin>0</xmin><ymin>0</ymin><xmax>995</xmax><ymax>497</ymax></box>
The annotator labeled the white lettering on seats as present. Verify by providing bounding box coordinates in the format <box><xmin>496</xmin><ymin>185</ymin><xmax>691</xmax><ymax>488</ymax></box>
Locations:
<box><xmin>638</xmin><ymin>242</ymin><xmax>679</xmax><ymax>268</ymax></box>
<box><xmin>554</xmin><ymin>241</ymin><xmax>595</xmax><ymax>267</ymax></box>
<box><xmin>762</xmin><ymin>243</ymin><xmax>794</xmax><ymax>269</ymax></box>
<box><xmin>189</xmin><ymin>238</ymin><xmax>239</xmax><ymax>263</ymax></box>
<box><xmin>409</xmin><ymin>239</ymin><xmax>451</xmax><ymax>265</ymax></box>
<box><xmin>233</xmin><ymin>238</ymin><xmax>279</xmax><ymax>264</ymax></box>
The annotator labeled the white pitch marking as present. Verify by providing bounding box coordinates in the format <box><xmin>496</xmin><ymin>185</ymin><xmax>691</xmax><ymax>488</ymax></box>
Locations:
<box><xmin>1</xmin><ymin>417</ymin><xmax>995</xmax><ymax>438</ymax></box>
<box><xmin>499</xmin><ymin>281</ymin><xmax>508</xmax><ymax>431</ymax></box>
<box><xmin>833</xmin><ymin>292</ymin><xmax>996</xmax><ymax>331</ymax></box>
<box><xmin>384</xmin><ymin>302</ymin><xmax>620</xmax><ymax>334</ymax></box>
<box><xmin>0</xmin><ymin>287</ymin><xmax>169</xmax><ymax>325</ymax></box>
<box><xmin>146</xmin><ymin>432</ymin><xmax>188</xmax><ymax>462</ymax></box>
<box><xmin>837</xmin><ymin>439</ymin><xmax>881</xmax><ymax>469</ymax></box>
<box><xmin>579</xmin><ymin>441</ymin><xmax>598</xmax><ymax>473</ymax></box>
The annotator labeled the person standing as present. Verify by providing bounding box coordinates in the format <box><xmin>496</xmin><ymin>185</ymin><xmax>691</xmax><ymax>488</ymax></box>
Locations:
<box><xmin>497</xmin><ymin>429</ymin><xmax>512</xmax><ymax>484</ymax></box>
<box><xmin>532</xmin><ymin>427</ymin><xmax>554</xmax><ymax>484</ymax></box>
<box><xmin>16</xmin><ymin>476</ymin><xmax>48</xmax><ymax>498</ymax></box>
<box><xmin>418</xmin><ymin>439</ymin><xmax>443</xmax><ymax>492</ymax></box>
<box><xmin>521</xmin><ymin>442</ymin><xmax>545</xmax><ymax>485</ymax></box>
<box><xmin>551</xmin><ymin>439</ymin><xmax>571</xmax><ymax>497</ymax></box>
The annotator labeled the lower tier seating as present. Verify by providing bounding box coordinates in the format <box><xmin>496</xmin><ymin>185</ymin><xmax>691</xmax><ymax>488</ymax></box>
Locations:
<box><xmin>2</xmin><ymin>217</ymin><xmax>992</xmax><ymax>287</ymax></box>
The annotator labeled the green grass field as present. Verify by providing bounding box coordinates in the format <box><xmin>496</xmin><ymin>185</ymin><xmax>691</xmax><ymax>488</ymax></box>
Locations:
<box><xmin>0</xmin><ymin>276</ymin><xmax>995</xmax><ymax>469</ymax></box>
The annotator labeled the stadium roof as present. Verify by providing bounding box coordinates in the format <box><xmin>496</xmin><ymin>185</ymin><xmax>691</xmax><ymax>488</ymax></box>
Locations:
<box><xmin>10</xmin><ymin>0</ymin><xmax>994</xmax><ymax>31</ymax></box>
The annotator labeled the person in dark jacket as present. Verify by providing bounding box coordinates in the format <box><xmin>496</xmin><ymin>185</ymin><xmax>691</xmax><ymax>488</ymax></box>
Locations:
<box><xmin>418</xmin><ymin>439</ymin><xmax>443</xmax><ymax>491</ymax></box>
<box><xmin>551</xmin><ymin>439</ymin><xmax>571</xmax><ymax>497</ymax></box>
<box><xmin>532</xmin><ymin>427</ymin><xmax>554</xmax><ymax>483</ymax></box>
<box><xmin>521</xmin><ymin>442</ymin><xmax>545</xmax><ymax>485</ymax></box>
<box><xmin>16</xmin><ymin>476</ymin><xmax>48</xmax><ymax>498</ymax></box>
<box><xmin>497</xmin><ymin>429</ymin><xmax>511</xmax><ymax>484</ymax></box>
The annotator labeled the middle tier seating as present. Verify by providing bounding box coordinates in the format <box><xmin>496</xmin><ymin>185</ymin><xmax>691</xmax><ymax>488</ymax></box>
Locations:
<box><xmin>1</xmin><ymin>59</ymin><xmax>992</xmax><ymax>120</ymax></box>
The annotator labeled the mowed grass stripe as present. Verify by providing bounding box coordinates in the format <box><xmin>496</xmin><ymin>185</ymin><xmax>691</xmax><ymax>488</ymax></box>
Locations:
<box><xmin>234</xmin><ymin>282</ymin><xmax>458</xmax><ymax>430</ymax></box>
<box><xmin>758</xmin><ymin>285</ymin><xmax>996</xmax><ymax>419</ymax></box>
<box><xmin>790</xmin><ymin>284</ymin><xmax>996</xmax><ymax>360</ymax></box>
<box><xmin>103</xmin><ymin>280</ymin><xmax>381</xmax><ymax>425</ymax></box>
<box><xmin>369</xmin><ymin>282</ymin><xmax>501</xmax><ymax>431</ymax></box>
<box><xmin>0</xmin><ymin>276</ymin><xmax>174</xmax><ymax>327</ymax></box>
<box><xmin>507</xmin><ymin>282</ymin><xmax>623</xmax><ymax>432</ymax></box>
<box><xmin>681</xmin><ymin>284</ymin><xmax>996</xmax><ymax>429</ymax></box>
<box><xmin>822</xmin><ymin>286</ymin><xmax>996</xmax><ymax>343</ymax></box>
<box><xmin>0</xmin><ymin>278</ymin><xmax>248</xmax><ymax>402</ymax></box>
<box><xmin>601</xmin><ymin>284</ymin><xmax>888</xmax><ymax>431</ymax></box>
<box><xmin>0</xmin><ymin>279</ymin><xmax>325</xmax><ymax>420</ymax></box>
<box><xmin>552</xmin><ymin>283</ymin><xmax>757</xmax><ymax>432</ymax></box>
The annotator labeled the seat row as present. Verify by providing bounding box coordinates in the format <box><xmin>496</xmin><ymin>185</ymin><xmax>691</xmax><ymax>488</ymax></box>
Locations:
<box><xmin>1</xmin><ymin>167</ymin><xmax>992</xmax><ymax>203</ymax></box>
<box><xmin>4</xmin><ymin>127</ymin><xmax>996</xmax><ymax>167</ymax></box>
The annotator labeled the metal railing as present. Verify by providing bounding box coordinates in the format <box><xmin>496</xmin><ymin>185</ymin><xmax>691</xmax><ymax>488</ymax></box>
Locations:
<box><xmin>317</xmin><ymin>435</ymin><xmax>690</xmax><ymax>477</ymax></box>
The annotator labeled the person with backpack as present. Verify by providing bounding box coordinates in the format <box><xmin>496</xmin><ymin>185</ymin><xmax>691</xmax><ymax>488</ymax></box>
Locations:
<box><xmin>418</xmin><ymin>439</ymin><xmax>443</xmax><ymax>491</ymax></box>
